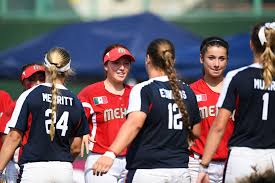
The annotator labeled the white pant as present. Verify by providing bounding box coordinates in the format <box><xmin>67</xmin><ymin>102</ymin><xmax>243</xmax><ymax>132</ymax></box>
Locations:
<box><xmin>4</xmin><ymin>161</ymin><xmax>19</xmax><ymax>183</ymax></box>
<box><xmin>19</xmin><ymin>161</ymin><xmax>73</xmax><ymax>183</ymax></box>
<box><xmin>85</xmin><ymin>152</ymin><xmax>127</xmax><ymax>183</ymax></box>
<box><xmin>188</xmin><ymin>155</ymin><xmax>225</xmax><ymax>183</ymax></box>
<box><xmin>224</xmin><ymin>147</ymin><xmax>275</xmax><ymax>183</ymax></box>
<box><xmin>128</xmin><ymin>168</ymin><xmax>190</xmax><ymax>183</ymax></box>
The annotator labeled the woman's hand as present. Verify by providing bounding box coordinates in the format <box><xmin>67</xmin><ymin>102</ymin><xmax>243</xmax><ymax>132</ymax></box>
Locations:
<box><xmin>196</xmin><ymin>172</ymin><xmax>209</xmax><ymax>183</ymax></box>
<box><xmin>92</xmin><ymin>153</ymin><xmax>115</xmax><ymax>176</ymax></box>
<box><xmin>80</xmin><ymin>134</ymin><xmax>96</xmax><ymax>157</ymax></box>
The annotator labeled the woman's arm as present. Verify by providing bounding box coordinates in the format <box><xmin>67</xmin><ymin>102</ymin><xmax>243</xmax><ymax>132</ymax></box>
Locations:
<box><xmin>200</xmin><ymin>108</ymin><xmax>231</xmax><ymax>165</ymax></box>
<box><xmin>197</xmin><ymin>108</ymin><xmax>231</xmax><ymax>183</ymax></box>
<box><xmin>70</xmin><ymin>136</ymin><xmax>83</xmax><ymax>160</ymax></box>
<box><xmin>192</xmin><ymin>123</ymin><xmax>201</xmax><ymax>138</ymax></box>
<box><xmin>0</xmin><ymin>129</ymin><xmax>22</xmax><ymax>171</ymax></box>
<box><xmin>92</xmin><ymin>111</ymin><xmax>147</xmax><ymax>175</ymax></box>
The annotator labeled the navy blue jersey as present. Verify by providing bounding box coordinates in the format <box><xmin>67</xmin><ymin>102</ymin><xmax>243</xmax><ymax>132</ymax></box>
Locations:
<box><xmin>7</xmin><ymin>83</ymin><xmax>90</xmax><ymax>164</ymax></box>
<box><xmin>126</xmin><ymin>76</ymin><xmax>201</xmax><ymax>169</ymax></box>
<box><xmin>217</xmin><ymin>63</ymin><xmax>275</xmax><ymax>148</ymax></box>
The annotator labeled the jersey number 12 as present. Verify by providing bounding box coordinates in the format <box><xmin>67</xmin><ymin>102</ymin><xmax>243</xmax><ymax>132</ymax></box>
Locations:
<box><xmin>168</xmin><ymin>103</ymin><xmax>183</xmax><ymax>130</ymax></box>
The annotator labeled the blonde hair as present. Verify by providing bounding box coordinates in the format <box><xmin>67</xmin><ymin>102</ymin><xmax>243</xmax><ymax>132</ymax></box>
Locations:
<box><xmin>45</xmin><ymin>47</ymin><xmax>73</xmax><ymax>141</ymax></box>
<box><xmin>147</xmin><ymin>39</ymin><xmax>195</xmax><ymax>143</ymax></box>
<box><xmin>261</xmin><ymin>28</ymin><xmax>275</xmax><ymax>88</ymax></box>
<box><xmin>251</xmin><ymin>23</ymin><xmax>275</xmax><ymax>88</ymax></box>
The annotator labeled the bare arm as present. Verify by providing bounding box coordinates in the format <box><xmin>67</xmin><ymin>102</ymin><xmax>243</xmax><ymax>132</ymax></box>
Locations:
<box><xmin>0</xmin><ymin>129</ymin><xmax>22</xmax><ymax>171</ymax></box>
<box><xmin>92</xmin><ymin>111</ymin><xmax>146</xmax><ymax>175</ymax></box>
<box><xmin>192</xmin><ymin>123</ymin><xmax>201</xmax><ymax>138</ymax></box>
<box><xmin>201</xmin><ymin>108</ymin><xmax>231</xmax><ymax>165</ymax></box>
<box><xmin>70</xmin><ymin>136</ymin><xmax>83</xmax><ymax>160</ymax></box>
<box><xmin>109</xmin><ymin>111</ymin><xmax>146</xmax><ymax>154</ymax></box>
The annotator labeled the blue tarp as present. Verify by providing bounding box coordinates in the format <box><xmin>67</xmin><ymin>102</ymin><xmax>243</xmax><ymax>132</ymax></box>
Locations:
<box><xmin>225</xmin><ymin>32</ymin><xmax>253</xmax><ymax>73</ymax></box>
<box><xmin>0</xmin><ymin>13</ymin><xmax>202</xmax><ymax>80</ymax></box>
<box><xmin>0</xmin><ymin>13</ymin><xmax>254</xmax><ymax>81</ymax></box>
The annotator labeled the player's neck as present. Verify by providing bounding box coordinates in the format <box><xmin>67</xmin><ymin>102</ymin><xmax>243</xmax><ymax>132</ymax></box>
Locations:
<box><xmin>148</xmin><ymin>68</ymin><xmax>165</xmax><ymax>79</ymax></box>
<box><xmin>104</xmin><ymin>79</ymin><xmax>125</xmax><ymax>95</ymax></box>
<box><xmin>203</xmin><ymin>75</ymin><xmax>224</xmax><ymax>93</ymax></box>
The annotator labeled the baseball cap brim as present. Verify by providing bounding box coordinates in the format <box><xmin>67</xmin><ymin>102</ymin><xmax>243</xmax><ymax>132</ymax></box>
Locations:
<box><xmin>21</xmin><ymin>65</ymin><xmax>46</xmax><ymax>82</ymax></box>
<box><xmin>103</xmin><ymin>47</ymin><xmax>135</xmax><ymax>63</ymax></box>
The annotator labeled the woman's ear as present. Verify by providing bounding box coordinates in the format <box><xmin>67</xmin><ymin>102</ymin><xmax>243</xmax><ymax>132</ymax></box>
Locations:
<box><xmin>249</xmin><ymin>40</ymin><xmax>254</xmax><ymax>51</ymax></box>
<box><xmin>103</xmin><ymin>62</ymin><xmax>108</xmax><ymax>72</ymax></box>
<box><xmin>200</xmin><ymin>54</ymin><xmax>204</xmax><ymax>64</ymax></box>
<box><xmin>146</xmin><ymin>54</ymin><xmax>151</xmax><ymax>65</ymax></box>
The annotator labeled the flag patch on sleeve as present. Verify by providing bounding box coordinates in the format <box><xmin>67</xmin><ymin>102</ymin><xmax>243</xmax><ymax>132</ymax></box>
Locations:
<box><xmin>196</xmin><ymin>94</ymin><xmax>207</xmax><ymax>102</ymax></box>
<box><xmin>93</xmin><ymin>96</ymin><xmax>108</xmax><ymax>105</ymax></box>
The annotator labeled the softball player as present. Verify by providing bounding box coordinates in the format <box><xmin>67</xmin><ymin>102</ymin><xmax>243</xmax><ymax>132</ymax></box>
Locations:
<box><xmin>197</xmin><ymin>22</ymin><xmax>275</xmax><ymax>183</ymax></box>
<box><xmin>188</xmin><ymin>37</ymin><xmax>234</xmax><ymax>183</ymax></box>
<box><xmin>78</xmin><ymin>44</ymin><xmax>135</xmax><ymax>183</ymax></box>
<box><xmin>0</xmin><ymin>47</ymin><xmax>90</xmax><ymax>183</ymax></box>
<box><xmin>92</xmin><ymin>38</ymin><xmax>201</xmax><ymax>183</ymax></box>
<box><xmin>0</xmin><ymin>63</ymin><xmax>45</xmax><ymax>183</ymax></box>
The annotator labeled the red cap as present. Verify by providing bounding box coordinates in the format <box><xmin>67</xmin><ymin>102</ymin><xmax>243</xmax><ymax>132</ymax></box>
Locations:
<box><xmin>21</xmin><ymin>65</ymin><xmax>46</xmax><ymax>82</ymax></box>
<box><xmin>103</xmin><ymin>47</ymin><xmax>135</xmax><ymax>64</ymax></box>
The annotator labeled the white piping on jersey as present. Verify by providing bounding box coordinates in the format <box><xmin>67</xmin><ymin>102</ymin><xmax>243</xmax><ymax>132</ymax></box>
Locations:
<box><xmin>217</xmin><ymin>63</ymin><xmax>262</xmax><ymax>108</ymax></box>
<box><xmin>81</xmin><ymin>102</ymin><xmax>97</xmax><ymax>151</ymax></box>
<box><xmin>127</xmin><ymin>75</ymin><xmax>170</xmax><ymax>114</ymax></box>
<box><xmin>5</xmin><ymin>85</ymin><xmax>39</xmax><ymax>134</ymax></box>
<box><xmin>41</xmin><ymin>83</ymin><xmax>68</xmax><ymax>90</ymax></box>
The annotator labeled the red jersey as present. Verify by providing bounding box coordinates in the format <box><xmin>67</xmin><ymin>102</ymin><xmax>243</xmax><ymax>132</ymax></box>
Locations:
<box><xmin>78</xmin><ymin>81</ymin><xmax>132</xmax><ymax>156</ymax></box>
<box><xmin>0</xmin><ymin>102</ymin><xmax>16</xmax><ymax>134</ymax></box>
<box><xmin>190</xmin><ymin>79</ymin><xmax>234</xmax><ymax>160</ymax></box>
<box><xmin>0</xmin><ymin>90</ymin><xmax>14</xmax><ymax>148</ymax></box>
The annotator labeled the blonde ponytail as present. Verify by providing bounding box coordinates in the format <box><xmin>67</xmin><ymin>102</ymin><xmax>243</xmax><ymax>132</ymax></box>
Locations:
<box><xmin>49</xmin><ymin>65</ymin><xmax>58</xmax><ymax>141</ymax></box>
<box><xmin>261</xmin><ymin>28</ymin><xmax>275</xmax><ymax>88</ymax></box>
<box><xmin>44</xmin><ymin>47</ymin><xmax>71</xmax><ymax>141</ymax></box>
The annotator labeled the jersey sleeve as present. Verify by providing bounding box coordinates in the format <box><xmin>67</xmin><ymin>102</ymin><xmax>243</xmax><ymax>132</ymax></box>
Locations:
<box><xmin>217</xmin><ymin>71</ymin><xmax>238</xmax><ymax>112</ymax></box>
<box><xmin>78</xmin><ymin>88</ymin><xmax>94</xmax><ymax>119</ymax></box>
<box><xmin>73</xmin><ymin>103</ymin><xmax>90</xmax><ymax>137</ymax></box>
<box><xmin>8</xmin><ymin>89</ymin><xmax>34</xmax><ymax>132</ymax></box>
<box><xmin>184</xmin><ymin>85</ymin><xmax>201</xmax><ymax>127</ymax></box>
<box><xmin>127</xmin><ymin>83</ymin><xmax>151</xmax><ymax>114</ymax></box>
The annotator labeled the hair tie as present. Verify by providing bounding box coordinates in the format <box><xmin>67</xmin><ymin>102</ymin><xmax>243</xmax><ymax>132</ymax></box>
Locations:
<box><xmin>258</xmin><ymin>22</ymin><xmax>275</xmax><ymax>46</ymax></box>
<box><xmin>44</xmin><ymin>55</ymin><xmax>71</xmax><ymax>72</ymax></box>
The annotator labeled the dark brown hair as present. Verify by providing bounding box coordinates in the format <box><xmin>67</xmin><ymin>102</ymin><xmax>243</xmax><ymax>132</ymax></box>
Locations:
<box><xmin>147</xmin><ymin>38</ymin><xmax>195</xmax><ymax>142</ymax></box>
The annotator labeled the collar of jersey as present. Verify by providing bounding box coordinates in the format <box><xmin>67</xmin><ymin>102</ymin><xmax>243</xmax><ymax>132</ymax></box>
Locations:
<box><xmin>41</xmin><ymin>83</ymin><xmax>68</xmax><ymax>90</ymax></box>
<box><xmin>149</xmin><ymin>75</ymin><xmax>169</xmax><ymax>82</ymax></box>
<box><xmin>251</xmin><ymin>62</ymin><xmax>263</xmax><ymax>69</ymax></box>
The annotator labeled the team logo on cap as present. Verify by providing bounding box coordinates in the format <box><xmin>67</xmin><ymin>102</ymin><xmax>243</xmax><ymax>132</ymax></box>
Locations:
<box><xmin>118</xmin><ymin>48</ymin><xmax>126</xmax><ymax>53</ymax></box>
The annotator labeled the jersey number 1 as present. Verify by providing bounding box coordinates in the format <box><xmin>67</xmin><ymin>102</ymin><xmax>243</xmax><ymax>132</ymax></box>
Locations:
<box><xmin>45</xmin><ymin>109</ymin><xmax>69</xmax><ymax>136</ymax></box>
<box><xmin>262</xmin><ymin>92</ymin><xmax>269</xmax><ymax>120</ymax></box>
<box><xmin>168</xmin><ymin>103</ymin><xmax>183</xmax><ymax>130</ymax></box>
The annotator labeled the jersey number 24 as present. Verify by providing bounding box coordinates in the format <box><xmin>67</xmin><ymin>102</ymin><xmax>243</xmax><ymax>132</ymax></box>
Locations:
<box><xmin>45</xmin><ymin>109</ymin><xmax>69</xmax><ymax>136</ymax></box>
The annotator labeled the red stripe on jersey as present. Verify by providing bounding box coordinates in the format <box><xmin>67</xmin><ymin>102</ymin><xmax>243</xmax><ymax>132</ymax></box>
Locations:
<box><xmin>148</xmin><ymin>103</ymin><xmax>153</xmax><ymax>113</ymax></box>
<box><xmin>20</xmin><ymin>112</ymin><xmax>33</xmax><ymax>160</ymax></box>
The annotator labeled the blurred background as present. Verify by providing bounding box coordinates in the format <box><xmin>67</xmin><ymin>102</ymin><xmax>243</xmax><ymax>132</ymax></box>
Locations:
<box><xmin>0</xmin><ymin>0</ymin><xmax>274</xmax><ymax>99</ymax></box>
